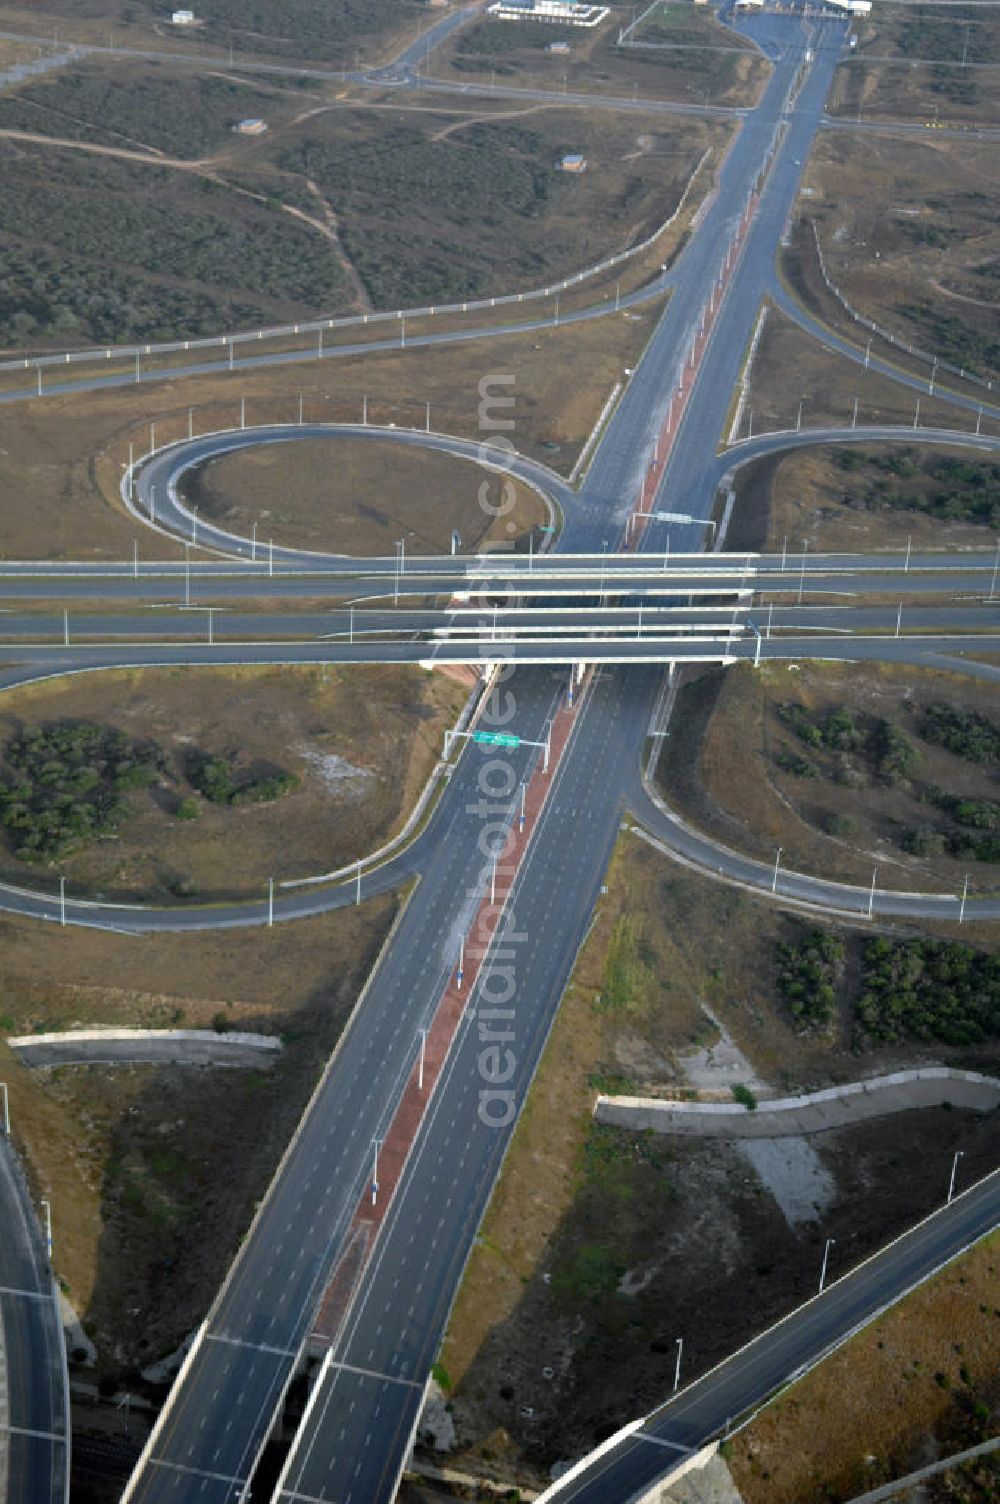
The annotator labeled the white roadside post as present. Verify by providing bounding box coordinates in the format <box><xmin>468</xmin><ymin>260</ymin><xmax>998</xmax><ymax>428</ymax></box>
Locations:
<box><xmin>818</xmin><ymin>1236</ymin><xmax>835</xmax><ymax>1293</ymax></box>
<box><xmin>947</xmin><ymin>1150</ymin><xmax>964</xmax><ymax>1205</ymax></box>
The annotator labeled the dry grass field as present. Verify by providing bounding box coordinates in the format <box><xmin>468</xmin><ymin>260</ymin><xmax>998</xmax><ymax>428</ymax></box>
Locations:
<box><xmin>832</xmin><ymin>4</ymin><xmax>1000</xmax><ymax>127</ymax></box>
<box><xmin>730</xmin><ymin>1231</ymin><xmax>1000</xmax><ymax>1503</ymax></box>
<box><xmin>737</xmin><ymin>305</ymin><xmax>994</xmax><ymax>443</ymax></box>
<box><xmin>786</xmin><ymin>132</ymin><xmax>1000</xmax><ymax>386</ymax></box>
<box><xmin>659</xmin><ymin>660</ymin><xmax>1000</xmax><ymax>893</ymax></box>
<box><xmin>0</xmin><ymin>663</ymin><xmax>466</xmax><ymax>899</ymax></box>
<box><xmin>435</xmin><ymin>6</ymin><xmax>768</xmax><ymax>108</ymax></box>
<box><xmin>730</xmin><ymin>441</ymin><xmax>1000</xmax><ymax>557</ymax></box>
<box><xmin>0</xmin><ymin>0</ymin><xmax>424</xmax><ymax>68</ymax></box>
<box><xmin>0</xmin><ymin>302</ymin><xmax>662</xmax><ymax>559</ymax></box>
<box><xmin>0</xmin><ymin>53</ymin><xmax>713</xmax><ymax>347</ymax></box>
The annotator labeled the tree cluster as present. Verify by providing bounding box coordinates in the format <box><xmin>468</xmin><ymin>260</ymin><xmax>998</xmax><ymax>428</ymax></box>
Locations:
<box><xmin>857</xmin><ymin>936</ymin><xmax>1000</xmax><ymax>1046</ymax></box>
<box><xmin>834</xmin><ymin>446</ymin><xmax>1000</xmax><ymax>527</ymax></box>
<box><xmin>0</xmin><ymin>720</ymin><xmax>159</xmax><ymax>861</ymax></box>
<box><xmin>776</xmin><ymin>701</ymin><xmax>918</xmax><ymax>785</ymax></box>
<box><xmin>776</xmin><ymin>927</ymin><xmax>845</xmax><ymax>1030</ymax></box>
<box><xmin>188</xmin><ymin>753</ymin><xmax>299</xmax><ymax>806</ymax></box>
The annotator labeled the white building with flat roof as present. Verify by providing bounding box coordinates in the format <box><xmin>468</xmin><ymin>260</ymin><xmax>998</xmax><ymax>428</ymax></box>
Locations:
<box><xmin>487</xmin><ymin>2</ymin><xmax>610</xmax><ymax>27</ymax></box>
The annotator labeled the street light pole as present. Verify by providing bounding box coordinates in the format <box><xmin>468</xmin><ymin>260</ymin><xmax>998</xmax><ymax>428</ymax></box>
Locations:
<box><xmin>418</xmin><ymin>1029</ymin><xmax>427</xmax><ymax>1091</ymax></box>
<box><xmin>673</xmin><ymin>1337</ymin><xmax>683</xmax><ymax>1393</ymax></box>
<box><xmin>947</xmin><ymin>1150</ymin><xmax>964</xmax><ymax>1205</ymax></box>
<box><xmin>0</xmin><ymin>1081</ymin><xmax>8</xmax><ymax>1136</ymax></box>
<box><xmin>868</xmin><ymin>863</ymin><xmax>878</xmax><ymax>918</ymax></box>
<box><xmin>818</xmin><ymin>1236</ymin><xmax>835</xmax><ymax>1293</ymax></box>
<box><xmin>771</xmin><ymin>846</ymin><xmax>783</xmax><ymax>894</ymax></box>
<box><xmin>371</xmin><ymin>1140</ymin><xmax>381</xmax><ymax>1206</ymax></box>
<box><xmin>41</xmin><ymin>1198</ymin><xmax>52</xmax><ymax>1263</ymax></box>
<box><xmin>959</xmin><ymin>872</ymin><xmax>969</xmax><ymax>924</ymax></box>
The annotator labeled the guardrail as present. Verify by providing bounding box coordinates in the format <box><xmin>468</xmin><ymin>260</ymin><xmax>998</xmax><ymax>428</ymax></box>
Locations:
<box><xmin>2</xmin><ymin>149</ymin><xmax>712</xmax><ymax>383</ymax></box>
<box><xmin>809</xmin><ymin>220</ymin><xmax>997</xmax><ymax>392</ymax></box>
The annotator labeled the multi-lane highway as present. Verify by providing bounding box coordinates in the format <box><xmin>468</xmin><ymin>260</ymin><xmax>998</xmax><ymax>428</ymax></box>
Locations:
<box><xmin>0</xmin><ymin>7</ymin><xmax>995</xmax><ymax>1504</ymax></box>
<box><xmin>0</xmin><ymin>1137</ymin><xmax>69</xmax><ymax>1504</ymax></box>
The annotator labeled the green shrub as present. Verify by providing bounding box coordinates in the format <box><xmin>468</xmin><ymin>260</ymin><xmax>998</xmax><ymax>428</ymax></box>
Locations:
<box><xmin>822</xmin><ymin>812</ymin><xmax>857</xmax><ymax>838</ymax></box>
<box><xmin>776</xmin><ymin>927</ymin><xmax>845</xmax><ymax>1030</ymax></box>
<box><xmin>921</xmin><ymin>704</ymin><xmax>1000</xmax><ymax>764</ymax></box>
<box><xmin>732</xmin><ymin>1082</ymin><xmax>757</xmax><ymax>1111</ymax></box>
<box><xmin>175</xmin><ymin>797</ymin><xmax>200</xmax><ymax>821</ymax></box>
<box><xmin>0</xmin><ymin>720</ymin><xmax>160</xmax><ymax>861</ymax></box>
<box><xmin>857</xmin><ymin>936</ymin><xmax>1000</xmax><ymax>1046</ymax></box>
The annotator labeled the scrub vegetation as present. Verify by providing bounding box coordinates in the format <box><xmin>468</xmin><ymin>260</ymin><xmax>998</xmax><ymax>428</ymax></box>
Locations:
<box><xmin>833</xmin><ymin>448</ymin><xmax>1000</xmax><ymax>530</ymax></box>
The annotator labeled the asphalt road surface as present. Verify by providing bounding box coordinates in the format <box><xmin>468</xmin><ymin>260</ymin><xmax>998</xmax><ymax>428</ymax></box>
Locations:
<box><xmin>0</xmin><ymin>1140</ymin><xmax>69</xmax><ymax>1504</ymax></box>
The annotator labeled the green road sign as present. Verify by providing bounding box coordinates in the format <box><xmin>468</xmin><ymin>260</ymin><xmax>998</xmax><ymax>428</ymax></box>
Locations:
<box><xmin>472</xmin><ymin>730</ymin><xmax>520</xmax><ymax>748</ymax></box>
<box><xmin>539</xmin><ymin>526</ymin><xmax>556</xmax><ymax>533</ymax></box>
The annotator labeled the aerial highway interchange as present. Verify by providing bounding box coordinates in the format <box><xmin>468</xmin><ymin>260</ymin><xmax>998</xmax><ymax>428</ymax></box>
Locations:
<box><xmin>0</xmin><ymin>3</ymin><xmax>997</xmax><ymax>1503</ymax></box>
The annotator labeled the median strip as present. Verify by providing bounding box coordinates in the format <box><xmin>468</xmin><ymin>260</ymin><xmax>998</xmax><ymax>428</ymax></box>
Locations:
<box><xmin>309</xmin><ymin>672</ymin><xmax>590</xmax><ymax>1345</ymax></box>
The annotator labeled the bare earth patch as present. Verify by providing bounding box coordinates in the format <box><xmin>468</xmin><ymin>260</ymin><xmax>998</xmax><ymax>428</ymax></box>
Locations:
<box><xmin>179</xmin><ymin>436</ymin><xmax>550</xmax><ymax>555</ymax></box>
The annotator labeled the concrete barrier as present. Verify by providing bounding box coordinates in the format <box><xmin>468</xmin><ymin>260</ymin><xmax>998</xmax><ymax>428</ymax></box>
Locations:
<box><xmin>595</xmin><ymin>1068</ymin><xmax>1000</xmax><ymax>1138</ymax></box>
<box><xmin>8</xmin><ymin>1028</ymin><xmax>282</xmax><ymax>1070</ymax></box>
